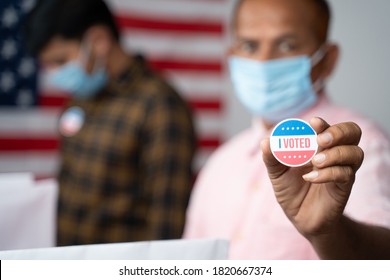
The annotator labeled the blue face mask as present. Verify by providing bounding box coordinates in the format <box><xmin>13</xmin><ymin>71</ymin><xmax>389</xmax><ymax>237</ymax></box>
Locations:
<box><xmin>47</xmin><ymin>43</ymin><xmax>108</xmax><ymax>99</ymax></box>
<box><xmin>228</xmin><ymin>47</ymin><xmax>325</xmax><ymax>124</ymax></box>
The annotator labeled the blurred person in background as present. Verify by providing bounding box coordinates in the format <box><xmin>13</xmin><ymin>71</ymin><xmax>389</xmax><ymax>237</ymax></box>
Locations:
<box><xmin>24</xmin><ymin>0</ymin><xmax>196</xmax><ymax>246</ymax></box>
<box><xmin>184</xmin><ymin>0</ymin><xmax>390</xmax><ymax>259</ymax></box>
<box><xmin>262</xmin><ymin>117</ymin><xmax>390</xmax><ymax>259</ymax></box>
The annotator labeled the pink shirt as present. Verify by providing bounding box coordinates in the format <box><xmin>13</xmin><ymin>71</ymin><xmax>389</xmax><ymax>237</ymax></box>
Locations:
<box><xmin>184</xmin><ymin>96</ymin><xmax>390</xmax><ymax>259</ymax></box>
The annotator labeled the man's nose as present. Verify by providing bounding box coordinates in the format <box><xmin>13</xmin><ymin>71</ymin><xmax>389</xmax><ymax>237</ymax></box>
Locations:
<box><xmin>254</xmin><ymin>46</ymin><xmax>275</xmax><ymax>62</ymax></box>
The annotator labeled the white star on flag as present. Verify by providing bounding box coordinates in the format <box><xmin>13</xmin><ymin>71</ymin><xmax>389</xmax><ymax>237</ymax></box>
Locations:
<box><xmin>1</xmin><ymin>39</ymin><xmax>17</xmax><ymax>60</ymax></box>
<box><xmin>0</xmin><ymin>71</ymin><xmax>16</xmax><ymax>93</ymax></box>
<box><xmin>18</xmin><ymin>57</ymin><xmax>35</xmax><ymax>78</ymax></box>
<box><xmin>1</xmin><ymin>7</ymin><xmax>18</xmax><ymax>28</ymax></box>
<box><xmin>16</xmin><ymin>89</ymin><xmax>34</xmax><ymax>107</ymax></box>
<box><xmin>21</xmin><ymin>0</ymin><xmax>36</xmax><ymax>12</ymax></box>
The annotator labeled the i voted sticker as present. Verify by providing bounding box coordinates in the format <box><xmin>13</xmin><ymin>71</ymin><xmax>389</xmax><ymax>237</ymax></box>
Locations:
<box><xmin>59</xmin><ymin>106</ymin><xmax>85</xmax><ymax>137</ymax></box>
<box><xmin>270</xmin><ymin>118</ymin><xmax>318</xmax><ymax>167</ymax></box>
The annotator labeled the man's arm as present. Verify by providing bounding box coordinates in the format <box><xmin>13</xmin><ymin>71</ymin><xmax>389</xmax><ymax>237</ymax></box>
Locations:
<box><xmin>309</xmin><ymin>215</ymin><xmax>390</xmax><ymax>259</ymax></box>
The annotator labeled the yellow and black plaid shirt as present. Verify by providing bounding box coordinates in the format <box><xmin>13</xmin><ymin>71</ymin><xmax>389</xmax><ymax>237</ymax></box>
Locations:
<box><xmin>57</xmin><ymin>55</ymin><xmax>196</xmax><ymax>245</ymax></box>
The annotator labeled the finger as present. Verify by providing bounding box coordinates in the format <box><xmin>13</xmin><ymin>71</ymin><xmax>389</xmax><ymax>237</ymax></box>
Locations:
<box><xmin>302</xmin><ymin>165</ymin><xmax>355</xmax><ymax>191</ymax></box>
<box><xmin>317</xmin><ymin>121</ymin><xmax>362</xmax><ymax>148</ymax></box>
<box><xmin>312</xmin><ymin>145</ymin><xmax>364</xmax><ymax>172</ymax></box>
<box><xmin>309</xmin><ymin>116</ymin><xmax>331</xmax><ymax>135</ymax></box>
<box><xmin>261</xmin><ymin>138</ymin><xmax>289</xmax><ymax>179</ymax></box>
<box><xmin>309</xmin><ymin>117</ymin><xmax>330</xmax><ymax>154</ymax></box>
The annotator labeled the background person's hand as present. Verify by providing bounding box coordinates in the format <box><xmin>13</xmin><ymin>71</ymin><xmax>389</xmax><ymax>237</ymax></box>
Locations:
<box><xmin>261</xmin><ymin>117</ymin><xmax>364</xmax><ymax>239</ymax></box>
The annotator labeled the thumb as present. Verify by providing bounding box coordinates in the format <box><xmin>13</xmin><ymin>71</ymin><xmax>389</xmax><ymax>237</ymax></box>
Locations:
<box><xmin>261</xmin><ymin>138</ymin><xmax>289</xmax><ymax>179</ymax></box>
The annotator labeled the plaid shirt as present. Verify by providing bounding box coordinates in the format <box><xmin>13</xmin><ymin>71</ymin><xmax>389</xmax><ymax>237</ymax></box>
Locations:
<box><xmin>57</xmin><ymin>55</ymin><xmax>196</xmax><ymax>245</ymax></box>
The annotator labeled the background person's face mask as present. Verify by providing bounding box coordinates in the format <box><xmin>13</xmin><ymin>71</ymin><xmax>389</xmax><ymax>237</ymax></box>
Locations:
<box><xmin>47</xmin><ymin>42</ymin><xmax>108</xmax><ymax>99</ymax></box>
<box><xmin>228</xmin><ymin>46</ymin><xmax>326</xmax><ymax>124</ymax></box>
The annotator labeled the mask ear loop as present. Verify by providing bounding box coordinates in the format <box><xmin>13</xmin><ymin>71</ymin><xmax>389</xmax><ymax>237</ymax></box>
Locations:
<box><xmin>312</xmin><ymin>78</ymin><xmax>325</xmax><ymax>92</ymax></box>
<box><xmin>310</xmin><ymin>44</ymin><xmax>327</xmax><ymax>67</ymax></box>
<box><xmin>310</xmin><ymin>44</ymin><xmax>328</xmax><ymax>93</ymax></box>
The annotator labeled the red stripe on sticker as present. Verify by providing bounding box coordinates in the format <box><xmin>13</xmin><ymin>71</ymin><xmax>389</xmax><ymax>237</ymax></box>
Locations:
<box><xmin>273</xmin><ymin>150</ymin><xmax>316</xmax><ymax>166</ymax></box>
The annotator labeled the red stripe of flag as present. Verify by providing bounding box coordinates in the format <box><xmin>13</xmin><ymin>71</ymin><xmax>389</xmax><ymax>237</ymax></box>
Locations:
<box><xmin>38</xmin><ymin>58</ymin><xmax>222</xmax><ymax>79</ymax></box>
<box><xmin>188</xmin><ymin>99</ymin><xmax>222</xmax><ymax>111</ymax></box>
<box><xmin>116</xmin><ymin>14</ymin><xmax>223</xmax><ymax>34</ymax></box>
<box><xmin>35</xmin><ymin>174</ymin><xmax>57</xmax><ymax>181</ymax></box>
<box><xmin>149</xmin><ymin>58</ymin><xmax>222</xmax><ymax>72</ymax></box>
<box><xmin>38</xmin><ymin>94</ymin><xmax>223</xmax><ymax>112</ymax></box>
<box><xmin>0</xmin><ymin>138</ymin><xmax>59</xmax><ymax>151</ymax></box>
<box><xmin>0</xmin><ymin>137</ymin><xmax>221</xmax><ymax>151</ymax></box>
<box><xmin>38</xmin><ymin>95</ymin><xmax>69</xmax><ymax>107</ymax></box>
<box><xmin>197</xmin><ymin>137</ymin><xmax>221</xmax><ymax>148</ymax></box>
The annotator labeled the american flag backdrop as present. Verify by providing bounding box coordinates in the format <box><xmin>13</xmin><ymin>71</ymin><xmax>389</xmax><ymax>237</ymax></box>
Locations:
<box><xmin>0</xmin><ymin>0</ymin><xmax>233</xmax><ymax>179</ymax></box>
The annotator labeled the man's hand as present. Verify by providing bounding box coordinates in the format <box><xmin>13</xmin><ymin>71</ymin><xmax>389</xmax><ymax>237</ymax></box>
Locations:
<box><xmin>261</xmin><ymin>117</ymin><xmax>364</xmax><ymax>239</ymax></box>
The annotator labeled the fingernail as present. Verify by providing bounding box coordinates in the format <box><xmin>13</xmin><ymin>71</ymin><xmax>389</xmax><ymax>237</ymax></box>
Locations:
<box><xmin>319</xmin><ymin>132</ymin><xmax>333</xmax><ymax>145</ymax></box>
<box><xmin>302</xmin><ymin>170</ymin><xmax>319</xmax><ymax>180</ymax></box>
<box><xmin>313</xmin><ymin>153</ymin><xmax>326</xmax><ymax>164</ymax></box>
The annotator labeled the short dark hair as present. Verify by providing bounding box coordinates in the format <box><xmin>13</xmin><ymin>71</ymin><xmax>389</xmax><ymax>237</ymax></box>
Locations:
<box><xmin>24</xmin><ymin>0</ymin><xmax>120</xmax><ymax>55</ymax></box>
<box><xmin>232</xmin><ymin>0</ymin><xmax>331</xmax><ymax>43</ymax></box>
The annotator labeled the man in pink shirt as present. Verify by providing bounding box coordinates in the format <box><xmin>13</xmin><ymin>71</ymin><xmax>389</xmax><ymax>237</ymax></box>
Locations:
<box><xmin>183</xmin><ymin>0</ymin><xmax>390</xmax><ymax>259</ymax></box>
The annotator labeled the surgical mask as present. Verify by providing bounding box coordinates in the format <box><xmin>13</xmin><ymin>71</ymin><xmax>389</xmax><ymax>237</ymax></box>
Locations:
<box><xmin>228</xmin><ymin>47</ymin><xmax>326</xmax><ymax>123</ymax></box>
<box><xmin>47</xmin><ymin>42</ymin><xmax>108</xmax><ymax>99</ymax></box>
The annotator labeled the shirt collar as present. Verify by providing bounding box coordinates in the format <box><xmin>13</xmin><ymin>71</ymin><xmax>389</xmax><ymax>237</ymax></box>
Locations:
<box><xmin>299</xmin><ymin>93</ymin><xmax>330</xmax><ymax>122</ymax></box>
<box><xmin>106</xmin><ymin>54</ymin><xmax>147</xmax><ymax>94</ymax></box>
<box><xmin>248</xmin><ymin>118</ymin><xmax>267</xmax><ymax>156</ymax></box>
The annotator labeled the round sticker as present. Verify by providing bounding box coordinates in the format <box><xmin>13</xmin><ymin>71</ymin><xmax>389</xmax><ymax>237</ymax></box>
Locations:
<box><xmin>59</xmin><ymin>106</ymin><xmax>85</xmax><ymax>137</ymax></box>
<box><xmin>270</xmin><ymin>118</ymin><xmax>318</xmax><ymax>167</ymax></box>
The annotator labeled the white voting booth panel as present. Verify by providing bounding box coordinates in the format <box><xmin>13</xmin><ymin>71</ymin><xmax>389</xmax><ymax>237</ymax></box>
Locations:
<box><xmin>0</xmin><ymin>173</ymin><xmax>58</xmax><ymax>251</ymax></box>
<box><xmin>0</xmin><ymin>239</ymin><xmax>229</xmax><ymax>260</ymax></box>
<box><xmin>0</xmin><ymin>173</ymin><xmax>229</xmax><ymax>259</ymax></box>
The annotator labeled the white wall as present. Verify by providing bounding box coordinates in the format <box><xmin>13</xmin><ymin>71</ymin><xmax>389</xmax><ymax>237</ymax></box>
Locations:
<box><xmin>327</xmin><ymin>0</ymin><xmax>390</xmax><ymax>135</ymax></box>
<box><xmin>224</xmin><ymin>0</ymin><xmax>390</xmax><ymax>139</ymax></box>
